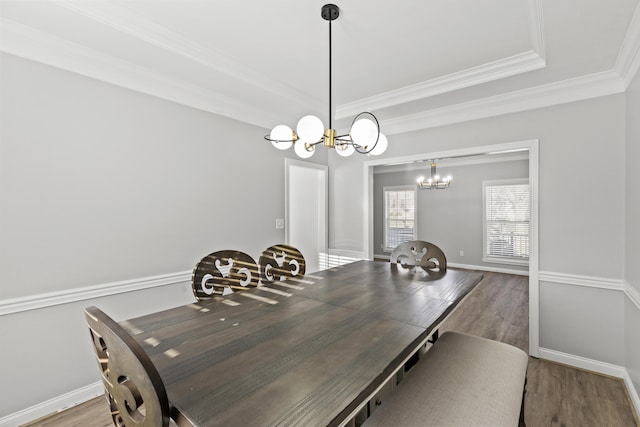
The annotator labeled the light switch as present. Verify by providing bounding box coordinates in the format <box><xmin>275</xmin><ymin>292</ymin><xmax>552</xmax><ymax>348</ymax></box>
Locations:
<box><xmin>275</xmin><ymin>218</ymin><xmax>285</xmax><ymax>229</ymax></box>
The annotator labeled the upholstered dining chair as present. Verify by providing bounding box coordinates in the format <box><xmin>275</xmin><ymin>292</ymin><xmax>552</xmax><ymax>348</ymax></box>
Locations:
<box><xmin>390</xmin><ymin>240</ymin><xmax>447</xmax><ymax>273</ymax></box>
<box><xmin>191</xmin><ymin>250</ymin><xmax>260</xmax><ymax>300</ymax></box>
<box><xmin>259</xmin><ymin>244</ymin><xmax>306</xmax><ymax>285</ymax></box>
<box><xmin>84</xmin><ymin>306</ymin><xmax>172</xmax><ymax>427</ymax></box>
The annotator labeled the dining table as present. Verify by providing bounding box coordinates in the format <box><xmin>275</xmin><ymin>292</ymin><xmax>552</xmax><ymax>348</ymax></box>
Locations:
<box><xmin>119</xmin><ymin>260</ymin><xmax>484</xmax><ymax>427</ymax></box>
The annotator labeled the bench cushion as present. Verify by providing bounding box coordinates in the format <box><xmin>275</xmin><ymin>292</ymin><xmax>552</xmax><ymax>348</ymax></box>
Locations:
<box><xmin>365</xmin><ymin>331</ymin><xmax>528</xmax><ymax>427</ymax></box>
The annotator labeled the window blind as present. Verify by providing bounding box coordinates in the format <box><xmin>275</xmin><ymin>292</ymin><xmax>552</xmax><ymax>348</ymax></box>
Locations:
<box><xmin>384</xmin><ymin>187</ymin><xmax>416</xmax><ymax>250</ymax></box>
<box><xmin>483</xmin><ymin>180</ymin><xmax>530</xmax><ymax>262</ymax></box>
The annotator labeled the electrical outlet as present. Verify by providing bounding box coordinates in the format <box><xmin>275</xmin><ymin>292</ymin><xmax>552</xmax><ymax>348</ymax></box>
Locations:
<box><xmin>459</xmin><ymin>250</ymin><xmax>464</xmax><ymax>257</ymax></box>
<box><xmin>275</xmin><ymin>218</ymin><xmax>285</xmax><ymax>229</ymax></box>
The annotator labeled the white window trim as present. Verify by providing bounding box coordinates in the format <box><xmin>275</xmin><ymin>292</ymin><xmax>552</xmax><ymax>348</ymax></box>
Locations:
<box><xmin>383</xmin><ymin>185</ymin><xmax>417</xmax><ymax>252</ymax></box>
<box><xmin>482</xmin><ymin>178</ymin><xmax>530</xmax><ymax>266</ymax></box>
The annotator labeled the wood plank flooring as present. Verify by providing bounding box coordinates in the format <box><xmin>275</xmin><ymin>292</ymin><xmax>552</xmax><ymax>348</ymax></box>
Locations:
<box><xmin>22</xmin><ymin>270</ymin><xmax>639</xmax><ymax>427</ymax></box>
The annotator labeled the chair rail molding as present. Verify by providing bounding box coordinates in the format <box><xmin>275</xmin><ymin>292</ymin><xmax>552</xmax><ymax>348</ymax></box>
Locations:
<box><xmin>538</xmin><ymin>271</ymin><xmax>625</xmax><ymax>291</ymax></box>
<box><xmin>0</xmin><ymin>271</ymin><xmax>191</xmax><ymax>316</ymax></box>
<box><xmin>625</xmin><ymin>280</ymin><xmax>640</xmax><ymax>311</ymax></box>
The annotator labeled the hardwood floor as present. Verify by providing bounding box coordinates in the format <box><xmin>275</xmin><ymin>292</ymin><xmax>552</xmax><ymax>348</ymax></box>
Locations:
<box><xmin>22</xmin><ymin>270</ymin><xmax>639</xmax><ymax>427</ymax></box>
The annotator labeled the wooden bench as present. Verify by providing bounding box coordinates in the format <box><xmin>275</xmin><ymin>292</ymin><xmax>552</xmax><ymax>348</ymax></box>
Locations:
<box><xmin>364</xmin><ymin>331</ymin><xmax>528</xmax><ymax>427</ymax></box>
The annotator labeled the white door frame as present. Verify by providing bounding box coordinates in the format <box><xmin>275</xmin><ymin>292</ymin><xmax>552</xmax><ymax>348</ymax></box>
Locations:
<box><xmin>285</xmin><ymin>158</ymin><xmax>329</xmax><ymax>268</ymax></box>
<box><xmin>362</xmin><ymin>139</ymin><xmax>540</xmax><ymax>357</ymax></box>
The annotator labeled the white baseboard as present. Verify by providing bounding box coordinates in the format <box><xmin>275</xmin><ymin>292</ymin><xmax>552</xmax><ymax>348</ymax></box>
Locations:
<box><xmin>539</xmin><ymin>347</ymin><xmax>626</xmax><ymax>377</ymax></box>
<box><xmin>623</xmin><ymin>369</ymin><xmax>640</xmax><ymax>421</ymax></box>
<box><xmin>0</xmin><ymin>381</ymin><xmax>103</xmax><ymax>427</ymax></box>
<box><xmin>448</xmin><ymin>262</ymin><xmax>529</xmax><ymax>276</ymax></box>
<box><xmin>326</xmin><ymin>249</ymin><xmax>367</xmax><ymax>260</ymax></box>
<box><xmin>539</xmin><ymin>347</ymin><xmax>640</xmax><ymax>418</ymax></box>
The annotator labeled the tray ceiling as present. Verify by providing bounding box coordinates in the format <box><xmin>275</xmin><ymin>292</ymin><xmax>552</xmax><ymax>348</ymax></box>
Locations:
<box><xmin>1</xmin><ymin>0</ymin><xmax>639</xmax><ymax>133</ymax></box>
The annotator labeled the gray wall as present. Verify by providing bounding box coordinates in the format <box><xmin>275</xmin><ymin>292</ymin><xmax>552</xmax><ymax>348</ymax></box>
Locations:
<box><xmin>330</xmin><ymin>94</ymin><xmax>625</xmax><ymax>277</ymax></box>
<box><xmin>373</xmin><ymin>160</ymin><xmax>529</xmax><ymax>273</ymax></box>
<box><xmin>0</xmin><ymin>54</ymin><xmax>327</xmax><ymax>418</ymax></box>
<box><xmin>625</xmin><ymin>67</ymin><xmax>640</xmax><ymax>401</ymax></box>
<box><xmin>329</xmin><ymin>94</ymin><xmax>627</xmax><ymax>364</ymax></box>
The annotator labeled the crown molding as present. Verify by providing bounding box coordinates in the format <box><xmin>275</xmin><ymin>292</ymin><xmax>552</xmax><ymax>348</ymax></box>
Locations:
<box><xmin>53</xmin><ymin>0</ymin><xmax>546</xmax><ymax>122</ymax></box>
<box><xmin>614</xmin><ymin>0</ymin><xmax>640</xmax><ymax>88</ymax></box>
<box><xmin>336</xmin><ymin>50</ymin><xmax>546</xmax><ymax>120</ymax></box>
<box><xmin>337</xmin><ymin>0</ymin><xmax>546</xmax><ymax>119</ymax></box>
<box><xmin>51</xmin><ymin>0</ymin><xmax>318</xmax><ymax>108</ymax></box>
<box><xmin>381</xmin><ymin>70</ymin><xmax>625</xmax><ymax>135</ymax></box>
<box><xmin>0</xmin><ymin>18</ymin><xmax>279</xmax><ymax>129</ymax></box>
<box><xmin>527</xmin><ymin>0</ymin><xmax>546</xmax><ymax>60</ymax></box>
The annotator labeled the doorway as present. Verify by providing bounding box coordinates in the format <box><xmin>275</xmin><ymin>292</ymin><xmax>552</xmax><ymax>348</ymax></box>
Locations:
<box><xmin>285</xmin><ymin>159</ymin><xmax>328</xmax><ymax>274</ymax></box>
<box><xmin>363</xmin><ymin>139</ymin><xmax>539</xmax><ymax>357</ymax></box>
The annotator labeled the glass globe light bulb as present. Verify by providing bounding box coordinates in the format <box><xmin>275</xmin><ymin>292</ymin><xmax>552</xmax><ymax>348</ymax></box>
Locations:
<box><xmin>296</xmin><ymin>115</ymin><xmax>324</xmax><ymax>143</ymax></box>
<box><xmin>369</xmin><ymin>133</ymin><xmax>388</xmax><ymax>156</ymax></box>
<box><xmin>336</xmin><ymin>143</ymin><xmax>355</xmax><ymax>157</ymax></box>
<box><xmin>294</xmin><ymin>141</ymin><xmax>315</xmax><ymax>159</ymax></box>
<box><xmin>269</xmin><ymin>125</ymin><xmax>294</xmax><ymax>150</ymax></box>
<box><xmin>350</xmin><ymin>118</ymin><xmax>378</xmax><ymax>147</ymax></box>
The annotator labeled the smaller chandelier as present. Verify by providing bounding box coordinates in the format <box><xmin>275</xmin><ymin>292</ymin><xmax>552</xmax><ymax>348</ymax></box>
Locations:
<box><xmin>417</xmin><ymin>161</ymin><xmax>452</xmax><ymax>190</ymax></box>
<box><xmin>264</xmin><ymin>4</ymin><xmax>388</xmax><ymax>159</ymax></box>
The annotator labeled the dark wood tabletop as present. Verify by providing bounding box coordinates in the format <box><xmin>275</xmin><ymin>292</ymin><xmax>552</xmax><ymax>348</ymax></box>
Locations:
<box><xmin>122</xmin><ymin>260</ymin><xmax>484</xmax><ymax>427</ymax></box>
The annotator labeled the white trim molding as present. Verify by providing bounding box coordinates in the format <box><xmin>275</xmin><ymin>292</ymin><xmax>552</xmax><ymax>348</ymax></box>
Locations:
<box><xmin>625</xmin><ymin>281</ymin><xmax>640</xmax><ymax>311</ymax></box>
<box><xmin>538</xmin><ymin>271</ymin><xmax>625</xmax><ymax>292</ymax></box>
<box><xmin>539</xmin><ymin>348</ymin><xmax>640</xmax><ymax>419</ymax></box>
<box><xmin>526</xmin><ymin>0</ymin><xmax>546</xmax><ymax>61</ymax></box>
<box><xmin>50</xmin><ymin>0</ymin><xmax>317</xmax><ymax>109</ymax></box>
<box><xmin>448</xmin><ymin>262</ymin><xmax>529</xmax><ymax>276</ymax></box>
<box><xmin>614</xmin><ymin>0</ymin><xmax>640</xmax><ymax>88</ymax></box>
<box><xmin>381</xmin><ymin>70</ymin><xmax>625</xmax><ymax>136</ymax></box>
<box><xmin>337</xmin><ymin>50</ymin><xmax>545</xmax><ymax>119</ymax></box>
<box><xmin>0</xmin><ymin>271</ymin><xmax>191</xmax><ymax>316</ymax></box>
<box><xmin>338</xmin><ymin>0</ymin><xmax>546</xmax><ymax>118</ymax></box>
<box><xmin>624</xmin><ymin>367</ymin><xmax>640</xmax><ymax>423</ymax></box>
<box><xmin>0</xmin><ymin>381</ymin><xmax>103</xmax><ymax>427</ymax></box>
<box><xmin>0</xmin><ymin>18</ymin><xmax>282</xmax><ymax>130</ymax></box>
<box><xmin>539</xmin><ymin>347</ymin><xmax>627</xmax><ymax>379</ymax></box>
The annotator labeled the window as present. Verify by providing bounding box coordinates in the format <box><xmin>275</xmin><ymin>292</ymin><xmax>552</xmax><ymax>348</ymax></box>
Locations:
<box><xmin>483</xmin><ymin>179</ymin><xmax>530</xmax><ymax>265</ymax></box>
<box><xmin>384</xmin><ymin>186</ymin><xmax>416</xmax><ymax>251</ymax></box>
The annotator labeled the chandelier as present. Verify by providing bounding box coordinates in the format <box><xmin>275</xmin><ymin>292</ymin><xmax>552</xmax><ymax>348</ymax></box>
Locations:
<box><xmin>417</xmin><ymin>161</ymin><xmax>452</xmax><ymax>190</ymax></box>
<box><xmin>264</xmin><ymin>4</ymin><xmax>388</xmax><ymax>158</ymax></box>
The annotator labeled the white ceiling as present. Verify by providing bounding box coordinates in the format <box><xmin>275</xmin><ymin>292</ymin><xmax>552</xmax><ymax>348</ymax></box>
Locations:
<box><xmin>1</xmin><ymin>0</ymin><xmax>639</xmax><ymax>134</ymax></box>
